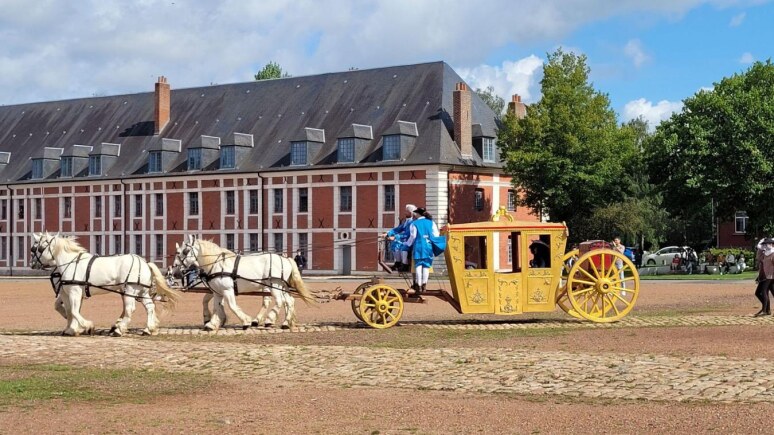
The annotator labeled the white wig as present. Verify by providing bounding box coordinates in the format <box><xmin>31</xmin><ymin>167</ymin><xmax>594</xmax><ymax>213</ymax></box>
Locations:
<box><xmin>405</xmin><ymin>204</ymin><xmax>417</xmax><ymax>213</ymax></box>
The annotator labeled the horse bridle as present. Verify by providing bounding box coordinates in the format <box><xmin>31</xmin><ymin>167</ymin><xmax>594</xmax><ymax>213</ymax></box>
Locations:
<box><xmin>175</xmin><ymin>241</ymin><xmax>199</xmax><ymax>269</ymax></box>
<box><xmin>30</xmin><ymin>235</ymin><xmax>56</xmax><ymax>270</ymax></box>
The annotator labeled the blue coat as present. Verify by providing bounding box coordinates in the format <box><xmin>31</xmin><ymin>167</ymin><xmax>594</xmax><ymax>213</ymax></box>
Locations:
<box><xmin>405</xmin><ymin>218</ymin><xmax>444</xmax><ymax>267</ymax></box>
<box><xmin>387</xmin><ymin>218</ymin><xmax>413</xmax><ymax>252</ymax></box>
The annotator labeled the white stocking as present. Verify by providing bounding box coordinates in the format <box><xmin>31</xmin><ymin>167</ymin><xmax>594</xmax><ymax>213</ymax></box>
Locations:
<box><xmin>422</xmin><ymin>267</ymin><xmax>430</xmax><ymax>285</ymax></box>
<box><xmin>401</xmin><ymin>251</ymin><xmax>408</xmax><ymax>264</ymax></box>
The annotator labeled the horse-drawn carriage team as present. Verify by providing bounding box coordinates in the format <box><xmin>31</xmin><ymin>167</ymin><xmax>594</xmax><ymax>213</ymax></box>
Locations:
<box><xmin>30</xmin><ymin>231</ymin><xmax>314</xmax><ymax>336</ymax></box>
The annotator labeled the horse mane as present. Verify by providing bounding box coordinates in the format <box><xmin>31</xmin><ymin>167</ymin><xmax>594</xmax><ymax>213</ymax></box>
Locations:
<box><xmin>53</xmin><ymin>235</ymin><xmax>88</xmax><ymax>255</ymax></box>
<box><xmin>196</xmin><ymin>239</ymin><xmax>235</xmax><ymax>259</ymax></box>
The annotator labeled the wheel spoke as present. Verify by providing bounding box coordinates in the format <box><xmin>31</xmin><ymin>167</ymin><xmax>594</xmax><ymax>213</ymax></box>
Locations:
<box><xmin>611</xmin><ymin>292</ymin><xmax>632</xmax><ymax>307</ymax></box>
<box><xmin>362</xmin><ymin>302</ymin><xmax>377</xmax><ymax>309</ymax></box>
<box><xmin>578</xmin><ymin>265</ymin><xmax>597</xmax><ymax>282</ymax></box>
<box><xmin>609</xmin><ymin>296</ymin><xmax>622</xmax><ymax>316</ymax></box>
<box><xmin>572</xmin><ymin>278</ymin><xmax>597</xmax><ymax>287</ymax></box>
<box><xmin>571</xmin><ymin>286</ymin><xmax>596</xmax><ymax>296</ymax></box>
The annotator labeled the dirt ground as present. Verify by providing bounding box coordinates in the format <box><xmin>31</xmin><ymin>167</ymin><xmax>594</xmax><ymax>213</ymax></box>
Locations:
<box><xmin>2</xmin><ymin>277</ymin><xmax>774</xmax><ymax>434</ymax></box>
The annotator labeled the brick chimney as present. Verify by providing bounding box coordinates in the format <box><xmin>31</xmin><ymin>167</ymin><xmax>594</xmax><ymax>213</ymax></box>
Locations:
<box><xmin>154</xmin><ymin>76</ymin><xmax>170</xmax><ymax>135</ymax></box>
<box><xmin>507</xmin><ymin>94</ymin><xmax>527</xmax><ymax>119</ymax></box>
<box><xmin>453</xmin><ymin>82</ymin><xmax>472</xmax><ymax>157</ymax></box>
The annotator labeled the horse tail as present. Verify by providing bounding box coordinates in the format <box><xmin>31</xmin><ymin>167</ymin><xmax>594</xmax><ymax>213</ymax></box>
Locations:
<box><xmin>148</xmin><ymin>261</ymin><xmax>182</xmax><ymax>311</ymax></box>
<box><xmin>287</xmin><ymin>258</ymin><xmax>315</xmax><ymax>305</ymax></box>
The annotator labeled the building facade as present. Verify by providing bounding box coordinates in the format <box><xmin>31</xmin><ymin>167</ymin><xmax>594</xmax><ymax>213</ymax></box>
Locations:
<box><xmin>0</xmin><ymin>62</ymin><xmax>534</xmax><ymax>274</ymax></box>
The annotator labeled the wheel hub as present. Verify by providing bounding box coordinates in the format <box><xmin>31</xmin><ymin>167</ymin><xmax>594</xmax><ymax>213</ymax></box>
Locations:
<box><xmin>596</xmin><ymin>278</ymin><xmax>613</xmax><ymax>294</ymax></box>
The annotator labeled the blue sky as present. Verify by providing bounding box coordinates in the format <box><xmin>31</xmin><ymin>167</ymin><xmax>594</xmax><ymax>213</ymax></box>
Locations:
<box><xmin>1</xmin><ymin>0</ymin><xmax>771</xmax><ymax>129</ymax></box>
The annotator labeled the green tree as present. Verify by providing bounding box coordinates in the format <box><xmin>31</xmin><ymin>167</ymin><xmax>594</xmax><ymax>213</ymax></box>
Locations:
<box><xmin>254</xmin><ymin>61</ymin><xmax>291</xmax><ymax>80</ymax></box>
<box><xmin>475</xmin><ymin>86</ymin><xmax>505</xmax><ymax>116</ymax></box>
<box><xmin>646</xmin><ymin>60</ymin><xmax>774</xmax><ymax>239</ymax></box>
<box><xmin>498</xmin><ymin>48</ymin><xmax>639</xmax><ymax>242</ymax></box>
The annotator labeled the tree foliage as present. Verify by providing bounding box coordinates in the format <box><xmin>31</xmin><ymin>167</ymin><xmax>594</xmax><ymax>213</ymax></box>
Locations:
<box><xmin>254</xmin><ymin>61</ymin><xmax>291</xmax><ymax>80</ymax></box>
<box><xmin>645</xmin><ymin>60</ymin><xmax>774</xmax><ymax>237</ymax></box>
<box><xmin>498</xmin><ymin>48</ymin><xmax>642</xmax><ymax>243</ymax></box>
<box><xmin>475</xmin><ymin>86</ymin><xmax>505</xmax><ymax>116</ymax></box>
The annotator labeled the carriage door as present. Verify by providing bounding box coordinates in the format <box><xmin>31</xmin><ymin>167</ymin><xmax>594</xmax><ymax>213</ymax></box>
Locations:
<box><xmin>524</xmin><ymin>233</ymin><xmax>555</xmax><ymax>312</ymax></box>
<box><xmin>494</xmin><ymin>230</ymin><xmax>523</xmax><ymax>314</ymax></box>
<box><xmin>459</xmin><ymin>234</ymin><xmax>494</xmax><ymax>313</ymax></box>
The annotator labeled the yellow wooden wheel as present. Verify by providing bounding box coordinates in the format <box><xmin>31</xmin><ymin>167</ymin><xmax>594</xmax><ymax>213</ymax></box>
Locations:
<box><xmin>556</xmin><ymin>250</ymin><xmax>582</xmax><ymax>319</ymax></box>
<box><xmin>358</xmin><ymin>284</ymin><xmax>404</xmax><ymax>329</ymax></box>
<box><xmin>350</xmin><ymin>282</ymin><xmax>370</xmax><ymax>322</ymax></box>
<box><xmin>566</xmin><ymin>249</ymin><xmax>639</xmax><ymax>323</ymax></box>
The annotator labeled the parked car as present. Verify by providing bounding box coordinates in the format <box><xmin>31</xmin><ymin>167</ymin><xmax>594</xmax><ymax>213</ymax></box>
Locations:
<box><xmin>642</xmin><ymin>246</ymin><xmax>693</xmax><ymax>266</ymax></box>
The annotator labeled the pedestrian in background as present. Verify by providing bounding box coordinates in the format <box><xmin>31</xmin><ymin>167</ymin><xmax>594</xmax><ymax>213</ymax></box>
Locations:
<box><xmin>753</xmin><ymin>238</ymin><xmax>774</xmax><ymax>317</ymax></box>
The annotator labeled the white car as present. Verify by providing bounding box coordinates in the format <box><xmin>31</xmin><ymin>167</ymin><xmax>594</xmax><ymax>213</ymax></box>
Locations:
<box><xmin>642</xmin><ymin>246</ymin><xmax>692</xmax><ymax>266</ymax></box>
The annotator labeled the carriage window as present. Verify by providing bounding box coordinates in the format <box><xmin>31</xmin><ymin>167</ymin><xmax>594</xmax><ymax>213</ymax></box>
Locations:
<box><xmin>464</xmin><ymin>236</ymin><xmax>487</xmax><ymax>270</ymax></box>
<box><xmin>528</xmin><ymin>234</ymin><xmax>552</xmax><ymax>268</ymax></box>
<box><xmin>496</xmin><ymin>231</ymin><xmax>520</xmax><ymax>273</ymax></box>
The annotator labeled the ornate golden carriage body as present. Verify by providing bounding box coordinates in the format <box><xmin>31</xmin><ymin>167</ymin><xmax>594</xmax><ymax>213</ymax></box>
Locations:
<box><xmin>337</xmin><ymin>208</ymin><xmax>639</xmax><ymax>328</ymax></box>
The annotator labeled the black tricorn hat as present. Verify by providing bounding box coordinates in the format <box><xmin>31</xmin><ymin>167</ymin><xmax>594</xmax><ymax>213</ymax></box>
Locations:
<box><xmin>414</xmin><ymin>207</ymin><xmax>426</xmax><ymax>215</ymax></box>
<box><xmin>763</xmin><ymin>238</ymin><xmax>774</xmax><ymax>245</ymax></box>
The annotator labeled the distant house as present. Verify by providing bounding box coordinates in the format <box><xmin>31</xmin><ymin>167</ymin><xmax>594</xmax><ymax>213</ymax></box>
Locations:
<box><xmin>0</xmin><ymin>62</ymin><xmax>535</xmax><ymax>274</ymax></box>
<box><xmin>717</xmin><ymin>211</ymin><xmax>750</xmax><ymax>248</ymax></box>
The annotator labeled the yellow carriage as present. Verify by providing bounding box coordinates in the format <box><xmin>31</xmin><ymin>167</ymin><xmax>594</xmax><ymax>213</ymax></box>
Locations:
<box><xmin>337</xmin><ymin>208</ymin><xmax>640</xmax><ymax>328</ymax></box>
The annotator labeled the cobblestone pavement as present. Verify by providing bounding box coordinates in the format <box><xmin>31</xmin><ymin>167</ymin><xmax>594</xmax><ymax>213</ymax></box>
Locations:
<box><xmin>3</xmin><ymin>315</ymin><xmax>774</xmax><ymax>404</ymax></box>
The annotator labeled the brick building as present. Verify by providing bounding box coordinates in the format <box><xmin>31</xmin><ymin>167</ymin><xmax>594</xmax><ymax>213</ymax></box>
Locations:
<box><xmin>0</xmin><ymin>62</ymin><xmax>534</xmax><ymax>274</ymax></box>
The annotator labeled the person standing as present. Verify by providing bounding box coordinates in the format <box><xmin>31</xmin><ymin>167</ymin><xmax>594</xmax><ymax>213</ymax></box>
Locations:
<box><xmin>754</xmin><ymin>238</ymin><xmax>774</xmax><ymax>316</ymax></box>
<box><xmin>293</xmin><ymin>250</ymin><xmax>307</xmax><ymax>275</ymax></box>
<box><xmin>385</xmin><ymin>204</ymin><xmax>416</xmax><ymax>272</ymax></box>
<box><xmin>403</xmin><ymin>207</ymin><xmax>443</xmax><ymax>295</ymax></box>
<box><xmin>612</xmin><ymin>237</ymin><xmax>626</xmax><ymax>287</ymax></box>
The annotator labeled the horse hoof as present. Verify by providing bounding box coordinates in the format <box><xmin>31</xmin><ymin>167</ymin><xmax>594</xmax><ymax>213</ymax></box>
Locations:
<box><xmin>264</xmin><ymin>323</ymin><xmax>274</xmax><ymax>328</ymax></box>
<box><xmin>109</xmin><ymin>326</ymin><xmax>116</xmax><ymax>333</ymax></box>
<box><xmin>281</xmin><ymin>324</ymin><xmax>290</xmax><ymax>330</ymax></box>
<box><xmin>141</xmin><ymin>329</ymin><xmax>151</xmax><ymax>336</ymax></box>
<box><xmin>203</xmin><ymin>325</ymin><xmax>215</xmax><ymax>332</ymax></box>
<box><xmin>251</xmin><ymin>321</ymin><xmax>259</xmax><ymax>327</ymax></box>
<box><xmin>242</xmin><ymin>325</ymin><xmax>250</xmax><ymax>331</ymax></box>
<box><xmin>111</xmin><ymin>329</ymin><xmax>123</xmax><ymax>337</ymax></box>
<box><xmin>87</xmin><ymin>327</ymin><xmax>95</xmax><ymax>336</ymax></box>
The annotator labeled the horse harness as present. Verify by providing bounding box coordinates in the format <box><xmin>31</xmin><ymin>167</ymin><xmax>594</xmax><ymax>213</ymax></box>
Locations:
<box><xmin>48</xmin><ymin>253</ymin><xmax>153</xmax><ymax>299</ymax></box>
<box><xmin>197</xmin><ymin>251</ymin><xmax>291</xmax><ymax>296</ymax></box>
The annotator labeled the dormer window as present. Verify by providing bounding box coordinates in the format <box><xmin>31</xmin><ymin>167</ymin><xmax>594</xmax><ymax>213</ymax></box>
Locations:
<box><xmin>220</xmin><ymin>145</ymin><xmax>235</xmax><ymax>169</ymax></box>
<box><xmin>291</xmin><ymin>141</ymin><xmax>307</xmax><ymax>165</ymax></box>
<box><xmin>482</xmin><ymin>137</ymin><xmax>495</xmax><ymax>162</ymax></box>
<box><xmin>187</xmin><ymin>148</ymin><xmax>202</xmax><ymax>170</ymax></box>
<box><xmin>60</xmin><ymin>156</ymin><xmax>73</xmax><ymax>177</ymax></box>
<box><xmin>31</xmin><ymin>160</ymin><xmax>43</xmax><ymax>179</ymax></box>
<box><xmin>383</xmin><ymin>135</ymin><xmax>401</xmax><ymax>160</ymax></box>
<box><xmin>337</xmin><ymin>138</ymin><xmax>355</xmax><ymax>163</ymax></box>
<box><xmin>88</xmin><ymin>155</ymin><xmax>102</xmax><ymax>176</ymax></box>
<box><xmin>148</xmin><ymin>151</ymin><xmax>163</xmax><ymax>173</ymax></box>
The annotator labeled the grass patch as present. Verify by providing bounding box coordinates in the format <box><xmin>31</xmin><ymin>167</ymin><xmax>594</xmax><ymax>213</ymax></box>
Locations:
<box><xmin>0</xmin><ymin>364</ymin><xmax>211</xmax><ymax>408</ymax></box>
<box><xmin>640</xmin><ymin>271</ymin><xmax>757</xmax><ymax>281</ymax></box>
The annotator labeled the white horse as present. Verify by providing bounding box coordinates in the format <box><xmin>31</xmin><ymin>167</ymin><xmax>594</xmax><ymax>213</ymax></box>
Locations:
<box><xmin>30</xmin><ymin>232</ymin><xmax>181</xmax><ymax>337</ymax></box>
<box><xmin>173</xmin><ymin>235</ymin><xmax>314</xmax><ymax>330</ymax></box>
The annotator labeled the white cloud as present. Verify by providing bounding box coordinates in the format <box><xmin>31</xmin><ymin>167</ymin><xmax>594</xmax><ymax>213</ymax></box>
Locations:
<box><xmin>456</xmin><ymin>56</ymin><xmax>544</xmax><ymax>106</ymax></box>
<box><xmin>0</xmin><ymin>0</ymin><xmax>768</xmax><ymax>104</ymax></box>
<box><xmin>739</xmin><ymin>52</ymin><xmax>755</xmax><ymax>64</ymax></box>
<box><xmin>729</xmin><ymin>12</ymin><xmax>746</xmax><ymax>26</ymax></box>
<box><xmin>623</xmin><ymin>98</ymin><xmax>683</xmax><ymax>131</ymax></box>
<box><xmin>624</xmin><ymin>39</ymin><xmax>650</xmax><ymax>68</ymax></box>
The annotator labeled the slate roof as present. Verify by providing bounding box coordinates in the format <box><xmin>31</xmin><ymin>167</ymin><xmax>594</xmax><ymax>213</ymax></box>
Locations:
<box><xmin>0</xmin><ymin>61</ymin><xmax>500</xmax><ymax>183</ymax></box>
